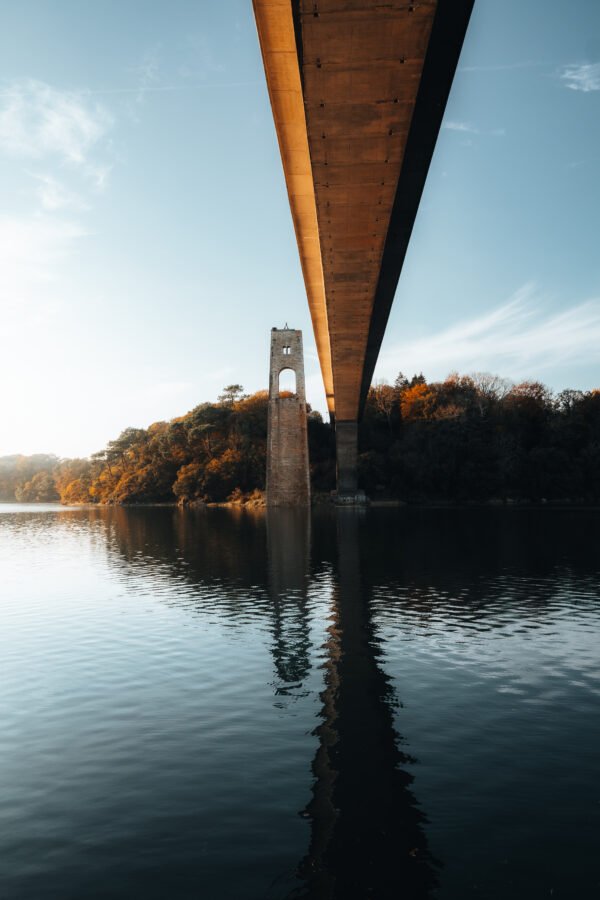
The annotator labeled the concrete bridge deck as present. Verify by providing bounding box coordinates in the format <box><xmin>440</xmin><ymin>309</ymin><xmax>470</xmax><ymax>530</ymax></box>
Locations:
<box><xmin>253</xmin><ymin>0</ymin><xmax>474</xmax><ymax>492</ymax></box>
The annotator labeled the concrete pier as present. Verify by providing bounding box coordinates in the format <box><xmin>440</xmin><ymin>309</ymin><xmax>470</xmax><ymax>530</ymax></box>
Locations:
<box><xmin>266</xmin><ymin>327</ymin><xmax>311</xmax><ymax>507</ymax></box>
<box><xmin>335</xmin><ymin>420</ymin><xmax>359</xmax><ymax>498</ymax></box>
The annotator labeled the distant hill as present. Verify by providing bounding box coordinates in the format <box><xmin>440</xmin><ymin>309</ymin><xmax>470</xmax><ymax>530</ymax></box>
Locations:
<box><xmin>0</xmin><ymin>454</ymin><xmax>60</xmax><ymax>502</ymax></box>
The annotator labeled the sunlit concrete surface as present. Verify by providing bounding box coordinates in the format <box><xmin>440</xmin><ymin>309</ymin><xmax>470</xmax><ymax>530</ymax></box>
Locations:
<box><xmin>253</xmin><ymin>0</ymin><xmax>473</xmax><ymax>428</ymax></box>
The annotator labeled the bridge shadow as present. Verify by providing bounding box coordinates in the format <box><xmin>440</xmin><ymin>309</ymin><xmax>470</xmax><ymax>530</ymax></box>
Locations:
<box><xmin>268</xmin><ymin>509</ymin><xmax>439</xmax><ymax>900</ymax></box>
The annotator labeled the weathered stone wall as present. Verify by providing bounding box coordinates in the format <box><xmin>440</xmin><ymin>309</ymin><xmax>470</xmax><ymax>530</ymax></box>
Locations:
<box><xmin>266</xmin><ymin>328</ymin><xmax>311</xmax><ymax>507</ymax></box>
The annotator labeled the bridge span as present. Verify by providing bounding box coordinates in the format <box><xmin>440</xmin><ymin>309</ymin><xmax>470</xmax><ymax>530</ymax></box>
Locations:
<box><xmin>253</xmin><ymin>0</ymin><xmax>474</xmax><ymax>495</ymax></box>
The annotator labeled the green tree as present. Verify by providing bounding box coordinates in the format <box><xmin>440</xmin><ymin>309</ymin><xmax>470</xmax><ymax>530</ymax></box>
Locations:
<box><xmin>218</xmin><ymin>384</ymin><xmax>245</xmax><ymax>405</ymax></box>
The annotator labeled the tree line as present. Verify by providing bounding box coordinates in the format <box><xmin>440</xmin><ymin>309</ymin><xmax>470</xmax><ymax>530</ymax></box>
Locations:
<box><xmin>1</xmin><ymin>374</ymin><xmax>599</xmax><ymax>505</ymax></box>
<box><xmin>361</xmin><ymin>373</ymin><xmax>600</xmax><ymax>502</ymax></box>
<box><xmin>0</xmin><ymin>454</ymin><xmax>60</xmax><ymax>502</ymax></box>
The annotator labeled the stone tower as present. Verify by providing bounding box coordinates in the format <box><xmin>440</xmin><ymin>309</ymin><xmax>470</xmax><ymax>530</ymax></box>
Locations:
<box><xmin>266</xmin><ymin>327</ymin><xmax>311</xmax><ymax>507</ymax></box>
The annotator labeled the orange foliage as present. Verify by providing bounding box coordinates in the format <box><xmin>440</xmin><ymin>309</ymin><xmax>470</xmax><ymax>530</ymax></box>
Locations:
<box><xmin>400</xmin><ymin>383</ymin><xmax>435</xmax><ymax>420</ymax></box>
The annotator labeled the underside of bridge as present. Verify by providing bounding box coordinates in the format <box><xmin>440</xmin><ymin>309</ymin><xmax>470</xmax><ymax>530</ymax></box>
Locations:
<box><xmin>254</xmin><ymin>0</ymin><xmax>474</xmax><ymax>495</ymax></box>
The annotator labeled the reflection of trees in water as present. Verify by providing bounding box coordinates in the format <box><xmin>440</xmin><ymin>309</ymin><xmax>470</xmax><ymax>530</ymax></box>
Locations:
<box><xmin>89</xmin><ymin>506</ymin><xmax>317</xmax><ymax>695</ymax></box>
<box><xmin>69</xmin><ymin>505</ymin><xmax>600</xmax><ymax>630</ymax></box>
<box><xmin>87</xmin><ymin>506</ymin><xmax>272</xmax><ymax>620</ymax></box>
<box><xmin>359</xmin><ymin>506</ymin><xmax>600</xmax><ymax>581</ymax></box>
<box><xmin>294</xmin><ymin>511</ymin><xmax>437</xmax><ymax>900</ymax></box>
<box><xmin>356</xmin><ymin>508</ymin><xmax>600</xmax><ymax>632</ymax></box>
<box><xmin>100</xmin><ymin>506</ymin><xmax>268</xmax><ymax>587</ymax></box>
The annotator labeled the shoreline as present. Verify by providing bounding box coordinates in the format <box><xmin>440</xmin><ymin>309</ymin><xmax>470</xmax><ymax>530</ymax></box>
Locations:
<box><xmin>4</xmin><ymin>498</ymin><xmax>600</xmax><ymax>512</ymax></box>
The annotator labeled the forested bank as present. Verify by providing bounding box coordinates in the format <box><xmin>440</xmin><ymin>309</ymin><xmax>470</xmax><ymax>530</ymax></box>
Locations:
<box><xmin>0</xmin><ymin>454</ymin><xmax>60</xmax><ymax>502</ymax></box>
<box><xmin>2</xmin><ymin>374</ymin><xmax>600</xmax><ymax>505</ymax></box>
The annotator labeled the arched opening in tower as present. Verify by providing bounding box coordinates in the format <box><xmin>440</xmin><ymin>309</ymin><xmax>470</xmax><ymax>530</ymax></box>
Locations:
<box><xmin>278</xmin><ymin>368</ymin><xmax>297</xmax><ymax>396</ymax></box>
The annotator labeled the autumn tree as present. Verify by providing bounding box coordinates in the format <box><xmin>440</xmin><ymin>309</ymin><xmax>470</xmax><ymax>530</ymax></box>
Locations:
<box><xmin>400</xmin><ymin>382</ymin><xmax>436</xmax><ymax>421</ymax></box>
<box><xmin>14</xmin><ymin>470</ymin><xmax>59</xmax><ymax>502</ymax></box>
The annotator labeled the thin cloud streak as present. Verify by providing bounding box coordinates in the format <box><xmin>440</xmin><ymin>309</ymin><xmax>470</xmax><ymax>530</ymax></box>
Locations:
<box><xmin>375</xmin><ymin>285</ymin><xmax>600</xmax><ymax>383</ymax></box>
<box><xmin>443</xmin><ymin>120</ymin><xmax>479</xmax><ymax>134</ymax></box>
<box><xmin>443</xmin><ymin>122</ymin><xmax>506</xmax><ymax>139</ymax></box>
<box><xmin>459</xmin><ymin>60</ymin><xmax>550</xmax><ymax>73</ymax></box>
<box><xmin>82</xmin><ymin>82</ymin><xmax>261</xmax><ymax>96</ymax></box>
<box><xmin>561</xmin><ymin>62</ymin><xmax>600</xmax><ymax>92</ymax></box>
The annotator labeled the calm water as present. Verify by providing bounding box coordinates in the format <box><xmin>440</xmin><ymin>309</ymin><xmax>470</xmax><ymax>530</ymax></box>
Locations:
<box><xmin>1</xmin><ymin>504</ymin><xmax>599</xmax><ymax>899</ymax></box>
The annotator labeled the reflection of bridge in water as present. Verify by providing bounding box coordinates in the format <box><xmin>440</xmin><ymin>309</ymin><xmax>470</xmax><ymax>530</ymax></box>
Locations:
<box><xmin>267</xmin><ymin>508</ymin><xmax>437</xmax><ymax>898</ymax></box>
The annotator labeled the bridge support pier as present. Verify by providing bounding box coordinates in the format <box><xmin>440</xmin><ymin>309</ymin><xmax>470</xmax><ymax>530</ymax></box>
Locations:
<box><xmin>266</xmin><ymin>327</ymin><xmax>311</xmax><ymax>507</ymax></box>
<box><xmin>335</xmin><ymin>420</ymin><xmax>361</xmax><ymax>501</ymax></box>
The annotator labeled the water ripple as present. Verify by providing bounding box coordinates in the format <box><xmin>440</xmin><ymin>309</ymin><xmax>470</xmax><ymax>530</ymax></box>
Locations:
<box><xmin>0</xmin><ymin>505</ymin><xmax>599</xmax><ymax>898</ymax></box>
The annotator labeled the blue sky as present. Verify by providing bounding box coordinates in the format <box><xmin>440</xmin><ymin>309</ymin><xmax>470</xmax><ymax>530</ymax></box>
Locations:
<box><xmin>1</xmin><ymin>0</ymin><xmax>599</xmax><ymax>457</ymax></box>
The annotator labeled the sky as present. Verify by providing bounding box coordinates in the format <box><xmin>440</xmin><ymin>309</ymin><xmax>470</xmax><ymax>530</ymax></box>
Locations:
<box><xmin>1</xmin><ymin>0</ymin><xmax>600</xmax><ymax>457</ymax></box>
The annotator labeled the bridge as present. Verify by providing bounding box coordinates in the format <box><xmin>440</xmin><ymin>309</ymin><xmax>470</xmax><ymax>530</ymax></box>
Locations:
<box><xmin>253</xmin><ymin>0</ymin><xmax>474</xmax><ymax>496</ymax></box>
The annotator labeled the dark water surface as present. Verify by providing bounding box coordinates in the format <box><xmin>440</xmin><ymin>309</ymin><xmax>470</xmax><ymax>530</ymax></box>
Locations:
<box><xmin>1</xmin><ymin>504</ymin><xmax>599</xmax><ymax>899</ymax></box>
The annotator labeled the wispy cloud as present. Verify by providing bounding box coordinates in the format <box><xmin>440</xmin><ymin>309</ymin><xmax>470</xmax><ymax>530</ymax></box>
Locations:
<box><xmin>459</xmin><ymin>61</ymin><xmax>549</xmax><ymax>73</ymax></box>
<box><xmin>27</xmin><ymin>172</ymin><xmax>89</xmax><ymax>211</ymax></box>
<box><xmin>375</xmin><ymin>284</ymin><xmax>600</xmax><ymax>382</ymax></box>
<box><xmin>443</xmin><ymin>120</ymin><xmax>479</xmax><ymax>134</ymax></box>
<box><xmin>443</xmin><ymin>121</ymin><xmax>506</xmax><ymax>139</ymax></box>
<box><xmin>561</xmin><ymin>62</ymin><xmax>600</xmax><ymax>93</ymax></box>
<box><xmin>0</xmin><ymin>80</ymin><xmax>114</xmax><ymax>320</ymax></box>
<box><xmin>0</xmin><ymin>79</ymin><xmax>112</xmax><ymax>174</ymax></box>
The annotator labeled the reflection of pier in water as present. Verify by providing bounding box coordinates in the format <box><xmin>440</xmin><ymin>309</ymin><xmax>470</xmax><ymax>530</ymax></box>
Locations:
<box><xmin>267</xmin><ymin>509</ymin><xmax>437</xmax><ymax>899</ymax></box>
<box><xmin>266</xmin><ymin>509</ymin><xmax>312</xmax><ymax>696</ymax></box>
